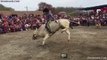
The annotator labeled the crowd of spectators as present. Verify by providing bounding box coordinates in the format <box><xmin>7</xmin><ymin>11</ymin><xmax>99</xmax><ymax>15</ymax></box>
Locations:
<box><xmin>0</xmin><ymin>14</ymin><xmax>44</xmax><ymax>34</ymax></box>
<box><xmin>0</xmin><ymin>10</ymin><xmax>107</xmax><ymax>34</ymax></box>
<box><xmin>70</xmin><ymin>10</ymin><xmax>107</xmax><ymax>26</ymax></box>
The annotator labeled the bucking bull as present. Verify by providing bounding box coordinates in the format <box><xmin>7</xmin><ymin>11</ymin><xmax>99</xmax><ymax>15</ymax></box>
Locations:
<box><xmin>32</xmin><ymin>19</ymin><xmax>72</xmax><ymax>45</ymax></box>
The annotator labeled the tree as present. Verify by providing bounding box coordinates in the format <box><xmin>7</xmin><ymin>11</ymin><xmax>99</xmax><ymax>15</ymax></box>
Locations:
<box><xmin>38</xmin><ymin>2</ymin><xmax>53</xmax><ymax>11</ymax></box>
<box><xmin>0</xmin><ymin>4</ymin><xmax>14</xmax><ymax>11</ymax></box>
<box><xmin>38</xmin><ymin>2</ymin><xmax>80</xmax><ymax>16</ymax></box>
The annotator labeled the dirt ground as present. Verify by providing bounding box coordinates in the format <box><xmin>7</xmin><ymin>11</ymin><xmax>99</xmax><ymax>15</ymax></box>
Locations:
<box><xmin>0</xmin><ymin>26</ymin><xmax>107</xmax><ymax>60</ymax></box>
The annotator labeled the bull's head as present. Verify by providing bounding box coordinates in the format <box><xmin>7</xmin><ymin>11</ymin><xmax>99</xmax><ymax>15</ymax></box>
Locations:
<box><xmin>32</xmin><ymin>34</ymin><xmax>37</xmax><ymax>40</ymax></box>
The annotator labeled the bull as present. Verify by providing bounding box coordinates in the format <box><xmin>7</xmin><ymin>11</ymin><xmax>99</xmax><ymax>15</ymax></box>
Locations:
<box><xmin>32</xmin><ymin>19</ymin><xmax>71</xmax><ymax>45</ymax></box>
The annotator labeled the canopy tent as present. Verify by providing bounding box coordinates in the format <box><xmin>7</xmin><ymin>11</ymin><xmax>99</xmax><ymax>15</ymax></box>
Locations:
<box><xmin>79</xmin><ymin>4</ymin><xmax>107</xmax><ymax>11</ymax></box>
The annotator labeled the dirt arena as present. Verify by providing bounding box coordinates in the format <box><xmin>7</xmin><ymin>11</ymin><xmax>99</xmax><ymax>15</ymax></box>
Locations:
<box><xmin>0</xmin><ymin>26</ymin><xmax>107</xmax><ymax>60</ymax></box>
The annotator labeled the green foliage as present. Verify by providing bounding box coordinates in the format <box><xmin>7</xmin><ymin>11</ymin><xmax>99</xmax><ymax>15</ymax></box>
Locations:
<box><xmin>68</xmin><ymin>11</ymin><xmax>82</xmax><ymax>16</ymax></box>
<box><xmin>0</xmin><ymin>4</ymin><xmax>14</xmax><ymax>11</ymax></box>
<box><xmin>55</xmin><ymin>7</ymin><xmax>76</xmax><ymax>13</ymax></box>
<box><xmin>38</xmin><ymin>2</ymin><xmax>81</xmax><ymax>16</ymax></box>
<box><xmin>54</xmin><ymin>7</ymin><xmax>80</xmax><ymax>16</ymax></box>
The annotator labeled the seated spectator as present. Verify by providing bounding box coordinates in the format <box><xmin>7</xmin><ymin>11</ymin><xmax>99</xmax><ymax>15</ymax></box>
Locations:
<box><xmin>25</xmin><ymin>23</ymin><xmax>31</xmax><ymax>31</ymax></box>
<box><xmin>0</xmin><ymin>20</ymin><xmax>3</xmax><ymax>34</ymax></box>
<box><xmin>8</xmin><ymin>21</ymin><xmax>15</xmax><ymax>32</ymax></box>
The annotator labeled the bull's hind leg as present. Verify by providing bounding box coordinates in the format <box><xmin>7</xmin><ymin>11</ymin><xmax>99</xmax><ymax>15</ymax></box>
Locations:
<box><xmin>61</xmin><ymin>28</ymin><xmax>67</xmax><ymax>33</ymax></box>
<box><xmin>42</xmin><ymin>34</ymin><xmax>49</xmax><ymax>45</ymax></box>
<box><xmin>65</xmin><ymin>29</ymin><xmax>70</xmax><ymax>41</ymax></box>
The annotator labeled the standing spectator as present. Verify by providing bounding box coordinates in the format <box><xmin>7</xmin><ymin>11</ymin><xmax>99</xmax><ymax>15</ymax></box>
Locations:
<box><xmin>2</xmin><ymin>16</ymin><xmax>9</xmax><ymax>33</ymax></box>
<box><xmin>95</xmin><ymin>16</ymin><xmax>101</xmax><ymax>28</ymax></box>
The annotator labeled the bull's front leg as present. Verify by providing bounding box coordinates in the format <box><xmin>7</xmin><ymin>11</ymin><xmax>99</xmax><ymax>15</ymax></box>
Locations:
<box><xmin>42</xmin><ymin>34</ymin><xmax>49</xmax><ymax>45</ymax></box>
<box><xmin>65</xmin><ymin>29</ymin><xmax>70</xmax><ymax>41</ymax></box>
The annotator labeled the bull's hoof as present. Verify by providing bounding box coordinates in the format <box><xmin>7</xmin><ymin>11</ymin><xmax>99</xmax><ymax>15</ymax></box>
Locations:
<box><xmin>32</xmin><ymin>36</ymin><xmax>36</xmax><ymax>40</ymax></box>
<box><xmin>67</xmin><ymin>39</ymin><xmax>70</xmax><ymax>42</ymax></box>
<box><xmin>42</xmin><ymin>43</ymin><xmax>47</xmax><ymax>47</ymax></box>
<box><xmin>38</xmin><ymin>44</ymin><xmax>47</xmax><ymax>48</ymax></box>
<box><xmin>32</xmin><ymin>34</ymin><xmax>37</xmax><ymax>40</ymax></box>
<box><xmin>42</xmin><ymin>44</ymin><xmax>46</xmax><ymax>46</ymax></box>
